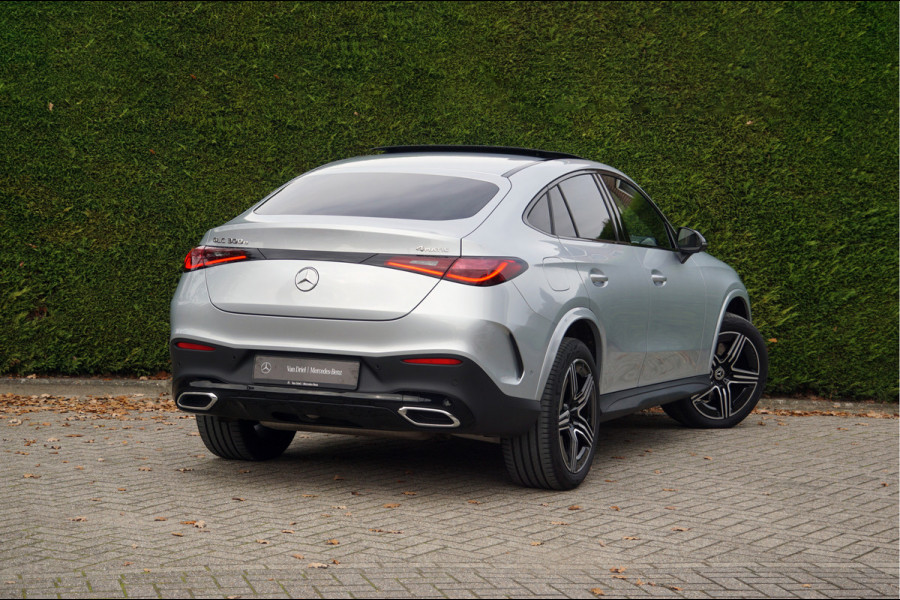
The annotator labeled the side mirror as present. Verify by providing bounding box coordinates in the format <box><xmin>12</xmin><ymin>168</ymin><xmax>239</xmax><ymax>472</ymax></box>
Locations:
<box><xmin>676</xmin><ymin>227</ymin><xmax>707</xmax><ymax>263</ymax></box>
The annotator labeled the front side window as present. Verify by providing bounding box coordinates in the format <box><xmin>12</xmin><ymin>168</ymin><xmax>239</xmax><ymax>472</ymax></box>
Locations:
<box><xmin>256</xmin><ymin>172</ymin><xmax>500</xmax><ymax>221</ymax></box>
<box><xmin>600</xmin><ymin>175</ymin><xmax>672</xmax><ymax>249</ymax></box>
<box><xmin>558</xmin><ymin>175</ymin><xmax>617</xmax><ymax>242</ymax></box>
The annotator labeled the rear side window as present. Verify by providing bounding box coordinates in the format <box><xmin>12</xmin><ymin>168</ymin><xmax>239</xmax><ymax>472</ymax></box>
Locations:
<box><xmin>558</xmin><ymin>175</ymin><xmax>617</xmax><ymax>242</ymax></box>
<box><xmin>256</xmin><ymin>173</ymin><xmax>500</xmax><ymax>221</ymax></box>
<box><xmin>526</xmin><ymin>194</ymin><xmax>552</xmax><ymax>233</ymax></box>
<box><xmin>548</xmin><ymin>187</ymin><xmax>577</xmax><ymax>237</ymax></box>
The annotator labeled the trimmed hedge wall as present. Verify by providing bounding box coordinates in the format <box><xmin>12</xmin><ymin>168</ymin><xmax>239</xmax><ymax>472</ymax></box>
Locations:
<box><xmin>1</xmin><ymin>2</ymin><xmax>897</xmax><ymax>399</ymax></box>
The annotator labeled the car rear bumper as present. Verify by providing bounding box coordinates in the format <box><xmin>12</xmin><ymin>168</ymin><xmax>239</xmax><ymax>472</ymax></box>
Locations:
<box><xmin>171</xmin><ymin>341</ymin><xmax>540</xmax><ymax>436</ymax></box>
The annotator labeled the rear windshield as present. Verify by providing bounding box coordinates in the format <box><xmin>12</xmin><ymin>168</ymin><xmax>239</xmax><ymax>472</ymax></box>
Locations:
<box><xmin>255</xmin><ymin>172</ymin><xmax>500</xmax><ymax>220</ymax></box>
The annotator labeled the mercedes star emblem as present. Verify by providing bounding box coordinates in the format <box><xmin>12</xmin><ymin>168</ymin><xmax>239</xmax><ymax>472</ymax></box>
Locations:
<box><xmin>295</xmin><ymin>267</ymin><xmax>319</xmax><ymax>292</ymax></box>
<box><xmin>260</xmin><ymin>361</ymin><xmax>272</xmax><ymax>374</ymax></box>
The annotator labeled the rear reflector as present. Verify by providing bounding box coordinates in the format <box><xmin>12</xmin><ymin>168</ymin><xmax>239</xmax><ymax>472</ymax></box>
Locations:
<box><xmin>175</xmin><ymin>342</ymin><xmax>216</xmax><ymax>351</ymax></box>
<box><xmin>374</xmin><ymin>255</ymin><xmax>526</xmax><ymax>286</ymax></box>
<box><xmin>184</xmin><ymin>246</ymin><xmax>255</xmax><ymax>271</ymax></box>
<box><xmin>402</xmin><ymin>358</ymin><xmax>463</xmax><ymax>365</ymax></box>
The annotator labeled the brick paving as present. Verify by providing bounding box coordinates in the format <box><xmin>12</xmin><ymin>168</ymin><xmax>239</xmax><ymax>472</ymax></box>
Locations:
<box><xmin>0</xmin><ymin>391</ymin><xmax>896</xmax><ymax>598</ymax></box>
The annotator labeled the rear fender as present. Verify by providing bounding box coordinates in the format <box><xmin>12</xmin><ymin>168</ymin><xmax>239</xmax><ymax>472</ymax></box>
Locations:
<box><xmin>535</xmin><ymin>308</ymin><xmax>605</xmax><ymax>396</ymax></box>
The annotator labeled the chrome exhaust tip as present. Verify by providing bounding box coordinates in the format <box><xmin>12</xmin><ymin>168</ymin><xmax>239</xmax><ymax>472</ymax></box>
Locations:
<box><xmin>398</xmin><ymin>406</ymin><xmax>460</xmax><ymax>428</ymax></box>
<box><xmin>176</xmin><ymin>392</ymin><xmax>218</xmax><ymax>411</ymax></box>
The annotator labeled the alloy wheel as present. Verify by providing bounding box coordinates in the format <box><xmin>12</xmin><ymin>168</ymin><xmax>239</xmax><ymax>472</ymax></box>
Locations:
<box><xmin>557</xmin><ymin>358</ymin><xmax>597</xmax><ymax>473</ymax></box>
<box><xmin>692</xmin><ymin>331</ymin><xmax>762</xmax><ymax>420</ymax></box>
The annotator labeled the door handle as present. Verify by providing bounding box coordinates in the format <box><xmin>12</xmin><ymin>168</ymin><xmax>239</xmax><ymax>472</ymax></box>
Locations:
<box><xmin>589</xmin><ymin>270</ymin><xmax>608</xmax><ymax>287</ymax></box>
<box><xmin>651</xmin><ymin>273</ymin><xmax>667</xmax><ymax>286</ymax></box>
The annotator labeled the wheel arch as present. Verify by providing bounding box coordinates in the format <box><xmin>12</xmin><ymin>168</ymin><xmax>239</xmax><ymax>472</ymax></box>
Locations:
<box><xmin>708</xmin><ymin>288</ymin><xmax>752</xmax><ymax>367</ymax></box>
<box><xmin>535</xmin><ymin>308</ymin><xmax>604</xmax><ymax>397</ymax></box>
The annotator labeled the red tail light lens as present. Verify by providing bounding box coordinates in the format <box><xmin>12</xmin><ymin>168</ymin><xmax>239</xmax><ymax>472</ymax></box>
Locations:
<box><xmin>445</xmin><ymin>258</ymin><xmax>526</xmax><ymax>286</ymax></box>
<box><xmin>184</xmin><ymin>246</ymin><xmax>253</xmax><ymax>271</ymax></box>
<box><xmin>383</xmin><ymin>256</ymin><xmax>456</xmax><ymax>278</ymax></box>
<box><xmin>375</xmin><ymin>255</ymin><xmax>527</xmax><ymax>287</ymax></box>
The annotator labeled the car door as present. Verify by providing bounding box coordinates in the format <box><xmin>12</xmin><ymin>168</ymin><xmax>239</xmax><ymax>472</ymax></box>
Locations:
<box><xmin>597</xmin><ymin>174</ymin><xmax>708</xmax><ymax>386</ymax></box>
<box><xmin>551</xmin><ymin>174</ymin><xmax>650</xmax><ymax>394</ymax></box>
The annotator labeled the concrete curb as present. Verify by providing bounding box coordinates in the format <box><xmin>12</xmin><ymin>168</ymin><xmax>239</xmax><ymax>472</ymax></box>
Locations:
<box><xmin>1</xmin><ymin>377</ymin><xmax>895</xmax><ymax>415</ymax></box>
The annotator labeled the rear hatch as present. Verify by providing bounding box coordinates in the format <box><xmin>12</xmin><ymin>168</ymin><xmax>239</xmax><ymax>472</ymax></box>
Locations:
<box><xmin>202</xmin><ymin>168</ymin><xmax>509</xmax><ymax>321</ymax></box>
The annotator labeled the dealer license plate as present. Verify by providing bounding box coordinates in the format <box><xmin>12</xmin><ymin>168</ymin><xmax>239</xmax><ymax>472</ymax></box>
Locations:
<box><xmin>252</xmin><ymin>355</ymin><xmax>360</xmax><ymax>390</ymax></box>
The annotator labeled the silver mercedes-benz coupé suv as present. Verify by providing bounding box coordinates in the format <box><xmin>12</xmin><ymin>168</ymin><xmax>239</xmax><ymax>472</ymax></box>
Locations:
<box><xmin>170</xmin><ymin>146</ymin><xmax>768</xmax><ymax>489</ymax></box>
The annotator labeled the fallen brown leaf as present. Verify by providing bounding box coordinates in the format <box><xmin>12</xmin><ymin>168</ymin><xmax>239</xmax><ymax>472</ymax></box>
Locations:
<box><xmin>568</xmin><ymin>505</ymin><xmax>582</xmax><ymax>511</ymax></box>
<box><xmin>331</xmin><ymin>559</ymin><xmax>340</xmax><ymax>565</ymax></box>
<box><xmin>71</xmin><ymin>516</ymin><xmax>87</xmax><ymax>522</ymax></box>
<box><xmin>383</xmin><ymin>503</ymin><xmax>400</xmax><ymax>508</ymax></box>
<box><xmin>467</xmin><ymin>500</ymin><xmax>482</xmax><ymax>505</ymax></box>
<box><xmin>550</xmin><ymin>521</ymin><xmax>569</xmax><ymax>525</ymax></box>
<box><xmin>232</xmin><ymin>497</ymin><xmax>245</xmax><ymax>501</ymax></box>
<box><xmin>590</xmin><ymin>589</ymin><xmax>605</xmax><ymax>596</ymax></box>
<box><xmin>610</xmin><ymin>567</ymin><xmax>626</xmax><ymax>573</ymax></box>
<box><xmin>530</xmin><ymin>541</ymin><xmax>543</xmax><ymax>546</ymax></box>
<box><xmin>256</xmin><ymin>539</ymin><xmax>270</xmax><ymax>545</ymax></box>
<box><xmin>281</xmin><ymin>530</ymin><xmax>294</xmax><ymax>534</ymax></box>
<box><xmin>623</xmin><ymin>536</ymin><xmax>639</xmax><ymax>540</ymax></box>
<box><xmin>291</xmin><ymin>553</ymin><xmax>304</xmax><ymax>560</ymax></box>
<box><xmin>171</xmin><ymin>532</ymin><xmax>183</xmax><ymax>537</ymax></box>
<box><xmin>308</xmin><ymin>562</ymin><xmax>328</xmax><ymax>569</ymax></box>
<box><xmin>671</xmin><ymin>527</ymin><xmax>689</xmax><ymax>532</ymax></box>
<box><xmin>139</xmin><ymin>467</ymin><xmax>152</xmax><ymax>471</ymax></box>
<box><xmin>402</xmin><ymin>491</ymin><xmax>416</xmax><ymax>496</ymax></box>
<box><xmin>325</xmin><ymin>539</ymin><xmax>339</xmax><ymax>545</ymax></box>
<box><xmin>609</xmin><ymin>506</ymin><xmax>620</xmax><ymax>511</ymax></box>
<box><xmin>123</xmin><ymin>561</ymin><xmax>133</xmax><ymax>566</ymax></box>
<box><xmin>154</xmin><ymin>517</ymin><xmax>167</xmax><ymax>521</ymax></box>
<box><xmin>23</xmin><ymin>473</ymin><xmax>39</xmax><ymax>479</ymax></box>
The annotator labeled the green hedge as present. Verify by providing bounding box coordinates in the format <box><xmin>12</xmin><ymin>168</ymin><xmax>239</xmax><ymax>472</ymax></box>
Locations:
<box><xmin>1</xmin><ymin>1</ymin><xmax>897</xmax><ymax>399</ymax></box>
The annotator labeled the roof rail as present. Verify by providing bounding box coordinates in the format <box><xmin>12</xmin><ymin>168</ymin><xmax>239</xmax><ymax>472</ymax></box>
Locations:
<box><xmin>372</xmin><ymin>145</ymin><xmax>582</xmax><ymax>161</ymax></box>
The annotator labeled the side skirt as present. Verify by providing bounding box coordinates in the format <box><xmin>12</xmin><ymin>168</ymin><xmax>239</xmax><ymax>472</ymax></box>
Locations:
<box><xmin>597</xmin><ymin>375</ymin><xmax>710</xmax><ymax>423</ymax></box>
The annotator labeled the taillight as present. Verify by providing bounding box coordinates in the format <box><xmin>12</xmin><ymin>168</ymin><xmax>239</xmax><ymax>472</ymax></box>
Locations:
<box><xmin>373</xmin><ymin>255</ymin><xmax>527</xmax><ymax>287</ymax></box>
<box><xmin>383</xmin><ymin>256</ymin><xmax>456</xmax><ymax>278</ymax></box>
<box><xmin>184</xmin><ymin>246</ymin><xmax>255</xmax><ymax>271</ymax></box>
<box><xmin>444</xmin><ymin>258</ymin><xmax>525</xmax><ymax>286</ymax></box>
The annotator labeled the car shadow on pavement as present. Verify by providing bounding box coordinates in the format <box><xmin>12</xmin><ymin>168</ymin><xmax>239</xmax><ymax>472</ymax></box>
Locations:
<box><xmin>184</xmin><ymin>412</ymin><xmax>688</xmax><ymax>494</ymax></box>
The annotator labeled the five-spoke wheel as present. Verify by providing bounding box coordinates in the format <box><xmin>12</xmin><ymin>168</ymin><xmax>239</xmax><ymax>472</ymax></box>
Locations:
<box><xmin>503</xmin><ymin>338</ymin><xmax>599</xmax><ymax>489</ymax></box>
<box><xmin>663</xmin><ymin>314</ymin><xmax>768</xmax><ymax>428</ymax></box>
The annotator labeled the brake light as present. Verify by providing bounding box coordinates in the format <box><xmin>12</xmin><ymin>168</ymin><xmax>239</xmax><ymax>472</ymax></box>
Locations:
<box><xmin>445</xmin><ymin>258</ymin><xmax>525</xmax><ymax>285</ymax></box>
<box><xmin>184</xmin><ymin>246</ymin><xmax>253</xmax><ymax>271</ymax></box>
<box><xmin>376</xmin><ymin>255</ymin><xmax>526</xmax><ymax>286</ymax></box>
<box><xmin>383</xmin><ymin>256</ymin><xmax>456</xmax><ymax>278</ymax></box>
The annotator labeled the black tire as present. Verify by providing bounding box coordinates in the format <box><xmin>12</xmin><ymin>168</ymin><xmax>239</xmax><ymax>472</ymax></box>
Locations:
<box><xmin>196</xmin><ymin>415</ymin><xmax>295</xmax><ymax>460</ymax></box>
<box><xmin>663</xmin><ymin>314</ymin><xmax>768</xmax><ymax>429</ymax></box>
<box><xmin>502</xmin><ymin>338</ymin><xmax>600</xmax><ymax>490</ymax></box>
